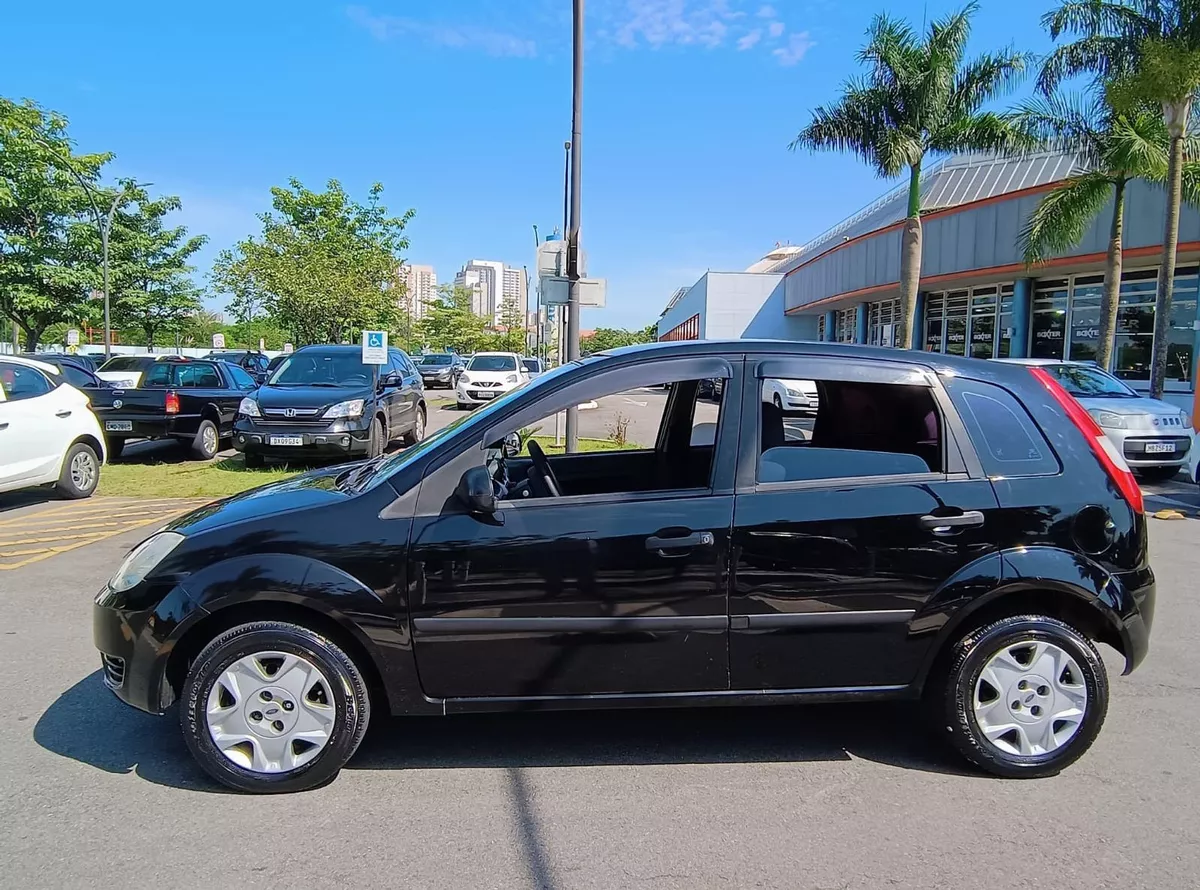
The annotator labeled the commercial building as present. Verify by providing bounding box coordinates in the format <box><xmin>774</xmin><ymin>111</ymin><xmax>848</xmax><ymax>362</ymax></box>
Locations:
<box><xmin>400</xmin><ymin>263</ymin><xmax>437</xmax><ymax>320</ymax></box>
<box><xmin>454</xmin><ymin>260</ymin><xmax>526</xmax><ymax>324</ymax></box>
<box><xmin>658</xmin><ymin>149</ymin><xmax>1200</xmax><ymax>408</ymax></box>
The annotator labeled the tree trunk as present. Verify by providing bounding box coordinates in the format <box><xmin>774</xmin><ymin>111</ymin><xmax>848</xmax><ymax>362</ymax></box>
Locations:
<box><xmin>19</xmin><ymin>323</ymin><xmax>45</xmax><ymax>353</ymax></box>
<box><xmin>897</xmin><ymin>160</ymin><xmax>924</xmax><ymax>349</ymax></box>
<box><xmin>1150</xmin><ymin>100</ymin><xmax>1190</xmax><ymax>398</ymax></box>
<box><xmin>1097</xmin><ymin>178</ymin><xmax>1127</xmax><ymax>372</ymax></box>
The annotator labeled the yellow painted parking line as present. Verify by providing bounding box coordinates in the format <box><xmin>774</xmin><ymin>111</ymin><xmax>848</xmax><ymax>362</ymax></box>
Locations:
<box><xmin>0</xmin><ymin>530</ymin><xmax>131</xmax><ymax>547</ymax></box>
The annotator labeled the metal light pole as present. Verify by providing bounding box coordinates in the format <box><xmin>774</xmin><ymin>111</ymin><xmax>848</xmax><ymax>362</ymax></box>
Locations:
<box><xmin>564</xmin><ymin>0</ymin><xmax>584</xmax><ymax>452</ymax></box>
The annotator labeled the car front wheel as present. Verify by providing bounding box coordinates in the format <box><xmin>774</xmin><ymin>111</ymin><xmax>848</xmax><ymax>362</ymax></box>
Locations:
<box><xmin>181</xmin><ymin>621</ymin><xmax>371</xmax><ymax>793</ymax></box>
<box><xmin>403</xmin><ymin>406</ymin><xmax>426</xmax><ymax>445</ymax></box>
<box><xmin>56</xmin><ymin>442</ymin><xmax>100</xmax><ymax>499</ymax></box>
<box><xmin>928</xmin><ymin>614</ymin><xmax>1107</xmax><ymax>778</ymax></box>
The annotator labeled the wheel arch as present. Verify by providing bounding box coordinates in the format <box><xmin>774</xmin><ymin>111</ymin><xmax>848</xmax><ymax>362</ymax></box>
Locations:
<box><xmin>65</xmin><ymin>432</ymin><xmax>107</xmax><ymax>466</ymax></box>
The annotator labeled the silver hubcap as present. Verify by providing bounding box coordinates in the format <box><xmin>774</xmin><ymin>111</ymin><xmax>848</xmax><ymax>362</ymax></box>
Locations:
<box><xmin>202</xmin><ymin>425</ymin><xmax>218</xmax><ymax>454</ymax></box>
<box><xmin>205</xmin><ymin>652</ymin><xmax>336</xmax><ymax>774</ymax></box>
<box><xmin>70</xmin><ymin>452</ymin><xmax>96</xmax><ymax>490</ymax></box>
<box><xmin>973</xmin><ymin>640</ymin><xmax>1088</xmax><ymax>756</ymax></box>
<box><xmin>415</xmin><ymin>412</ymin><xmax>425</xmax><ymax>440</ymax></box>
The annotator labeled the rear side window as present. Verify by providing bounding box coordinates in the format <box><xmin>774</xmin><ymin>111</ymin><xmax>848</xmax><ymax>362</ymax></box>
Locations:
<box><xmin>141</xmin><ymin>363</ymin><xmax>174</xmax><ymax>387</ymax></box>
<box><xmin>945</xmin><ymin>378</ymin><xmax>1059</xmax><ymax>477</ymax></box>
<box><xmin>225</xmin><ymin>364</ymin><xmax>256</xmax><ymax>388</ymax></box>
<box><xmin>178</xmin><ymin>364</ymin><xmax>222</xmax><ymax>387</ymax></box>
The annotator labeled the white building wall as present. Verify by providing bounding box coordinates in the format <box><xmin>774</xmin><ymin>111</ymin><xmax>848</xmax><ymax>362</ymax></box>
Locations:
<box><xmin>657</xmin><ymin>272</ymin><xmax>817</xmax><ymax>341</ymax></box>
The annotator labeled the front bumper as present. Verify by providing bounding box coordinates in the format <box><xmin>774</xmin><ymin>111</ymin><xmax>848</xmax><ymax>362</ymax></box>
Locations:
<box><xmin>1105</xmin><ymin>429</ymin><xmax>1191</xmax><ymax>467</ymax></box>
<box><xmin>456</xmin><ymin>383</ymin><xmax>516</xmax><ymax>404</ymax></box>
<box><xmin>233</xmin><ymin>418</ymin><xmax>372</xmax><ymax>458</ymax></box>
<box><xmin>421</xmin><ymin>373</ymin><xmax>456</xmax><ymax>389</ymax></box>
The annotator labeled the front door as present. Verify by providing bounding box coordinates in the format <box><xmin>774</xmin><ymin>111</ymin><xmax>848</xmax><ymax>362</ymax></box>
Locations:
<box><xmin>729</xmin><ymin>355</ymin><xmax>1002</xmax><ymax>691</ymax></box>
<box><xmin>407</xmin><ymin>357</ymin><xmax>740</xmax><ymax>700</ymax></box>
<box><xmin>0</xmin><ymin>362</ymin><xmax>61</xmax><ymax>487</ymax></box>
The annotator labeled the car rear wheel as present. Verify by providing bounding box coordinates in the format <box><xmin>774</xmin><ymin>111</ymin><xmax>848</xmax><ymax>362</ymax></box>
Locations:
<box><xmin>181</xmin><ymin>621</ymin><xmax>371</xmax><ymax>793</ymax></box>
<box><xmin>56</xmin><ymin>443</ymin><xmax>100</xmax><ymax>499</ymax></box>
<box><xmin>928</xmin><ymin>615</ymin><xmax>1107</xmax><ymax>778</ymax></box>
<box><xmin>403</xmin><ymin>406</ymin><xmax>426</xmax><ymax>445</ymax></box>
<box><xmin>191</xmin><ymin>419</ymin><xmax>220</xmax><ymax>461</ymax></box>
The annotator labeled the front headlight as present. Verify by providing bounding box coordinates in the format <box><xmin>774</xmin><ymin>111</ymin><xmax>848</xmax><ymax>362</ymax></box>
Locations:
<box><xmin>1090</xmin><ymin>409</ymin><xmax>1127</xmax><ymax>429</ymax></box>
<box><xmin>458</xmin><ymin>374</ymin><xmax>471</xmax><ymax>385</ymax></box>
<box><xmin>238</xmin><ymin>397</ymin><xmax>261</xmax><ymax>417</ymax></box>
<box><xmin>108</xmin><ymin>532</ymin><xmax>185</xmax><ymax>594</ymax></box>
<box><xmin>786</xmin><ymin>388</ymin><xmax>803</xmax><ymax>397</ymax></box>
<box><xmin>324</xmin><ymin>399</ymin><xmax>365</xmax><ymax>419</ymax></box>
<box><xmin>506</xmin><ymin>374</ymin><xmax>519</xmax><ymax>384</ymax></box>
<box><xmin>1182</xmin><ymin>411</ymin><xmax>1192</xmax><ymax>429</ymax></box>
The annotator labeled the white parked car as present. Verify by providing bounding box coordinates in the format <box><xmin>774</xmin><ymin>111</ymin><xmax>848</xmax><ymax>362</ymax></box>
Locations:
<box><xmin>456</xmin><ymin>352</ymin><xmax>530</xmax><ymax>409</ymax></box>
<box><xmin>763</xmin><ymin>377</ymin><xmax>819</xmax><ymax>413</ymax></box>
<box><xmin>0</xmin><ymin>356</ymin><xmax>107</xmax><ymax>499</ymax></box>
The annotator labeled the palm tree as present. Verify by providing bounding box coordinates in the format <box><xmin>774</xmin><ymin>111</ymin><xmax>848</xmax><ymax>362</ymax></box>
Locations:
<box><xmin>791</xmin><ymin>2</ymin><xmax>1032</xmax><ymax>349</ymax></box>
<box><xmin>1040</xmin><ymin>0</ymin><xmax>1200</xmax><ymax>396</ymax></box>
<box><xmin>1011</xmin><ymin>93</ymin><xmax>1170</xmax><ymax>369</ymax></box>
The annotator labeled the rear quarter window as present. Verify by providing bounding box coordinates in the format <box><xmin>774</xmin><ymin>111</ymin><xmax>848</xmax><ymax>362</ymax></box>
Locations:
<box><xmin>944</xmin><ymin>378</ymin><xmax>1060</xmax><ymax>477</ymax></box>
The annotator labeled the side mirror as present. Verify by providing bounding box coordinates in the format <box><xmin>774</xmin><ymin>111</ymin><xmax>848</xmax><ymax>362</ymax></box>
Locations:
<box><xmin>455</xmin><ymin>466</ymin><xmax>496</xmax><ymax>514</ymax></box>
<box><xmin>379</xmin><ymin>372</ymin><xmax>401</xmax><ymax>388</ymax></box>
<box><xmin>501</xmin><ymin>432</ymin><xmax>521</xmax><ymax>458</ymax></box>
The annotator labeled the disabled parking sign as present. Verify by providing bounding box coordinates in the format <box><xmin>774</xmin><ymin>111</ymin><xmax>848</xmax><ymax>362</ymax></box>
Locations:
<box><xmin>362</xmin><ymin>330</ymin><xmax>388</xmax><ymax>364</ymax></box>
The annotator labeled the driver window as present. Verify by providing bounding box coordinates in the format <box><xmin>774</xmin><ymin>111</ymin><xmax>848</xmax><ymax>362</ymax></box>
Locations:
<box><xmin>497</xmin><ymin>376</ymin><xmax>725</xmax><ymax>501</ymax></box>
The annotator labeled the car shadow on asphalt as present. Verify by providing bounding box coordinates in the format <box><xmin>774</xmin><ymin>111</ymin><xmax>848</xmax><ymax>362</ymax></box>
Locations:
<box><xmin>0</xmin><ymin>488</ymin><xmax>59</xmax><ymax>514</ymax></box>
<box><xmin>34</xmin><ymin>671</ymin><xmax>981</xmax><ymax>793</ymax></box>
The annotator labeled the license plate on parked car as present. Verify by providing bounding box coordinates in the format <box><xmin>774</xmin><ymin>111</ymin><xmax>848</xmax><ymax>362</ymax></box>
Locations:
<box><xmin>105</xmin><ymin>421</ymin><xmax>132</xmax><ymax>432</ymax></box>
<box><xmin>1145</xmin><ymin>442</ymin><xmax>1176</xmax><ymax>454</ymax></box>
<box><xmin>269</xmin><ymin>436</ymin><xmax>304</xmax><ymax>446</ymax></box>
<box><xmin>474</xmin><ymin>392</ymin><xmax>495</xmax><ymax>400</ymax></box>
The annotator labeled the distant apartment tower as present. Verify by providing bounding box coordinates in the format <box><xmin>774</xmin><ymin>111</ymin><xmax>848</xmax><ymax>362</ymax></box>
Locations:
<box><xmin>454</xmin><ymin>260</ymin><xmax>524</xmax><ymax>323</ymax></box>
<box><xmin>500</xmin><ymin>266</ymin><xmax>528</xmax><ymax>323</ymax></box>
<box><xmin>400</xmin><ymin>263</ymin><xmax>437</xmax><ymax>320</ymax></box>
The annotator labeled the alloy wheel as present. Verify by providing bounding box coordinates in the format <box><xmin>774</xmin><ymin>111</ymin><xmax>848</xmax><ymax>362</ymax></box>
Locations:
<box><xmin>202</xmin><ymin>424</ymin><xmax>219</xmax><ymax>456</ymax></box>
<box><xmin>973</xmin><ymin>640</ymin><xmax>1088</xmax><ymax>756</ymax></box>
<box><xmin>70</xmin><ymin>451</ymin><xmax>96</xmax><ymax>491</ymax></box>
<box><xmin>205</xmin><ymin>651</ymin><xmax>336</xmax><ymax>774</ymax></box>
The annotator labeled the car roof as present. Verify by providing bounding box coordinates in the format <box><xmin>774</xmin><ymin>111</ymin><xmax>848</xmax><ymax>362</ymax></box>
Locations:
<box><xmin>472</xmin><ymin>351</ymin><xmax>520</xmax><ymax>357</ymax></box>
<box><xmin>1</xmin><ymin>354</ymin><xmax>61</xmax><ymax>375</ymax></box>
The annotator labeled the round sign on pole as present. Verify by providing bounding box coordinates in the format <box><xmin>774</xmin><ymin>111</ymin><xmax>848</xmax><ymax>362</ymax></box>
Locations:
<box><xmin>212</xmin><ymin>333</ymin><xmax>226</xmax><ymax>349</ymax></box>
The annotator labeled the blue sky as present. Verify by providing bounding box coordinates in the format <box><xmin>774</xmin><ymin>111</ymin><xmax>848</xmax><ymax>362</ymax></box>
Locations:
<box><xmin>3</xmin><ymin>0</ymin><xmax>1054</xmax><ymax>330</ymax></box>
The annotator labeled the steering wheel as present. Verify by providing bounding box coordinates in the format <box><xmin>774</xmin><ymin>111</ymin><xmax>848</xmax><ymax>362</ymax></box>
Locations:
<box><xmin>525</xmin><ymin>439</ymin><xmax>562</xmax><ymax>498</ymax></box>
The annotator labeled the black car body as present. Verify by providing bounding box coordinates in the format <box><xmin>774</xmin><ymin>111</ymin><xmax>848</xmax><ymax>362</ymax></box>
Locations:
<box><xmin>233</xmin><ymin>344</ymin><xmax>426</xmax><ymax>465</ymax></box>
<box><xmin>21</xmin><ymin>352</ymin><xmax>100</xmax><ymax>374</ymax></box>
<box><xmin>203</xmin><ymin>350</ymin><xmax>271</xmax><ymax>382</ymax></box>
<box><xmin>100</xmin><ymin>358</ymin><xmax>259</xmax><ymax>459</ymax></box>
<box><xmin>21</xmin><ymin>355</ymin><xmax>118</xmax><ymax>418</ymax></box>
<box><xmin>94</xmin><ymin>341</ymin><xmax>1154</xmax><ymax>791</ymax></box>
<box><xmin>414</xmin><ymin>352</ymin><xmax>465</xmax><ymax>389</ymax></box>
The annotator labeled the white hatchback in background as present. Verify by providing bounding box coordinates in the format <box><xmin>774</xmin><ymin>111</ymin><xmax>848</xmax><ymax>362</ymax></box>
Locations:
<box><xmin>456</xmin><ymin>352</ymin><xmax>530</xmax><ymax>409</ymax></box>
<box><xmin>0</xmin><ymin>356</ymin><xmax>107</xmax><ymax>498</ymax></box>
<box><xmin>763</xmin><ymin>377</ymin><xmax>819</xmax><ymax>413</ymax></box>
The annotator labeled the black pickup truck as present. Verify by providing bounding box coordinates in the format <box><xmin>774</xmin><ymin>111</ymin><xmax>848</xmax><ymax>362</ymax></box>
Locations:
<box><xmin>100</xmin><ymin>358</ymin><xmax>259</xmax><ymax>459</ymax></box>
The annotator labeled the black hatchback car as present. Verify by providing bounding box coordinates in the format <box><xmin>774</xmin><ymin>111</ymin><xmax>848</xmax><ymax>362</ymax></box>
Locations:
<box><xmin>232</xmin><ymin>344</ymin><xmax>425</xmax><ymax>467</ymax></box>
<box><xmin>94</xmin><ymin>341</ymin><xmax>1154</xmax><ymax>792</ymax></box>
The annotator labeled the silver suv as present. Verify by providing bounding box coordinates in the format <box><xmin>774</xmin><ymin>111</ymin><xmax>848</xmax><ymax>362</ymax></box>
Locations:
<box><xmin>999</xmin><ymin>359</ymin><xmax>1191</xmax><ymax>482</ymax></box>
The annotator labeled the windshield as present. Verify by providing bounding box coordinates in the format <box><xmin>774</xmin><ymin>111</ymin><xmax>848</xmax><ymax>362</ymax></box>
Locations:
<box><xmin>360</xmin><ymin>362</ymin><xmax>577</xmax><ymax>492</ymax></box>
<box><xmin>99</xmin><ymin>356</ymin><xmax>148</xmax><ymax>372</ymax></box>
<box><xmin>522</xmin><ymin>359</ymin><xmax>541</xmax><ymax>373</ymax></box>
<box><xmin>268</xmin><ymin>352</ymin><xmax>375</xmax><ymax>386</ymax></box>
<box><xmin>417</xmin><ymin>354</ymin><xmax>454</xmax><ymax>366</ymax></box>
<box><xmin>1045</xmin><ymin>364</ymin><xmax>1137</xmax><ymax>398</ymax></box>
<box><xmin>468</xmin><ymin>355</ymin><xmax>517</xmax><ymax>372</ymax></box>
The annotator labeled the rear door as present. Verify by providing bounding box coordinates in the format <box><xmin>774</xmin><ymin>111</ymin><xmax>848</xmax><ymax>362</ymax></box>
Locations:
<box><xmin>0</xmin><ymin>362</ymin><xmax>63</xmax><ymax>487</ymax></box>
<box><xmin>729</xmin><ymin>354</ymin><xmax>1003</xmax><ymax>691</ymax></box>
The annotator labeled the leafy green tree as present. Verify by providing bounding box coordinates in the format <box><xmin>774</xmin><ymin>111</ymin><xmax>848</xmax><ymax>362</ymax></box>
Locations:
<box><xmin>791</xmin><ymin>3</ymin><xmax>1033</xmax><ymax>349</ymax></box>
<box><xmin>415</xmin><ymin>284</ymin><xmax>490</xmax><ymax>354</ymax></box>
<box><xmin>0</xmin><ymin>98</ymin><xmax>111</xmax><ymax>350</ymax></box>
<box><xmin>579</xmin><ymin>325</ymin><xmax>658</xmax><ymax>356</ymax></box>
<box><xmin>108</xmin><ymin>192</ymin><xmax>206</xmax><ymax>349</ymax></box>
<box><xmin>1040</xmin><ymin>1</ymin><xmax>1200</xmax><ymax>395</ymax></box>
<box><xmin>491</xmin><ymin>296</ymin><xmax>528</xmax><ymax>354</ymax></box>
<box><xmin>221</xmin><ymin>318</ymin><xmax>288</xmax><ymax>351</ymax></box>
<box><xmin>1010</xmin><ymin>93</ymin><xmax>1178</xmax><ymax>369</ymax></box>
<box><xmin>213</xmin><ymin>179</ymin><xmax>414</xmax><ymax>346</ymax></box>
<box><xmin>178</xmin><ymin>309</ymin><xmax>225</xmax><ymax>347</ymax></box>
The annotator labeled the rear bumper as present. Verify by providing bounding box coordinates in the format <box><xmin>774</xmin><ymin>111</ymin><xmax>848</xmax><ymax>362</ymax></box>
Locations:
<box><xmin>1115</xmin><ymin>565</ymin><xmax>1155</xmax><ymax>674</ymax></box>
<box><xmin>100</xmin><ymin>416</ymin><xmax>195</xmax><ymax>440</ymax></box>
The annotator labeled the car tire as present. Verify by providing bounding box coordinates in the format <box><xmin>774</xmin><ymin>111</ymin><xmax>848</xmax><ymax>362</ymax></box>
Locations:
<box><xmin>191</xmin><ymin>419</ymin><xmax>220</xmax><ymax>461</ymax></box>
<box><xmin>772</xmin><ymin>393</ymin><xmax>783</xmax><ymax>410</ymax></box>
<box><xmin>106</xmin><ymin>437</ymin><xmax>125</xmax><ymax>460</ymax></box>
<box><xmin>55</xmin><ymin>442</ymin><xmax>100</xmax><ymax>499</ymax></box>
<box><xmin>403</xmin><ymin>406</ymin><xmax>426</xmax><ymax>446</ymax></box>
<box><xmin>243</xmin><ymin>451</ymin><xmax>265</xmax><ymax>469</ymax></box>
<box><xmin>180</xmin><ymin>621</ymin><xmax>371</xmax><ymax>794</ymax></box>
<box><xmin>368</xmin><ymin>416</ymin><xmax>385</xmax><ymax>458</ymax></box>
<box><xmin>456</xmin><ymin>401</ymin><xmax>469</xmax><ymax>411</ymax></box>
<box><xmin>1134</xmin><ymin>465</ymin><xmax>1180</xmax><ymax>483</ymax></box>
<box><xmin>927</xmin><ymin>614</ymin><xmax>1107</xmax><ymax>778</ymax></box>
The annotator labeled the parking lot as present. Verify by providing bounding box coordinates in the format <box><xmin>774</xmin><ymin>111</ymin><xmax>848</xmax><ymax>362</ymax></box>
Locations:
<box><xmin>0</xmin><ymin>437</ymin><xmax>1198</xmax><ymax>887</ymax></box>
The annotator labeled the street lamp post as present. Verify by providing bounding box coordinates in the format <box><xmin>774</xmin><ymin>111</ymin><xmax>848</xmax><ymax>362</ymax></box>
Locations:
<box><xmin>564</xmin><ymin>0</ymin><xmax>584</xmax><ymax>452</ymax></box>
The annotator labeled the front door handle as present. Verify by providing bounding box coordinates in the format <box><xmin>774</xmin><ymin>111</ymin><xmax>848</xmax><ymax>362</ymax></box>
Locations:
<box><xmin>645</xmin><ymin>531</ymin><xmax>715</xmax><ymax>555</ymax></box>
<box><xmin>55</xmin><ymin>410</ymin><xmax>72</xmax><ymax>418</ymax></box>
<box><xmin>919</xmin><ymin>511</ymin><xmax>985</xmax><ymax>535</ymax></box>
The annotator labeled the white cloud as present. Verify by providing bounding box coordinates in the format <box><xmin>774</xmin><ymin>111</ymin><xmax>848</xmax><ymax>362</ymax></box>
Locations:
<box><xmin>756</xmin><ymin>4</ymin><xmax>777</xmax><ymax>17</ymax></box>
<box><xmin>611</xmin><ymin>0</ymin><xmax>738</xmax><ymax>49</ymax></box>
<box><xmin>773</xmin><ymin>31</ymin><xmax>814</xmax><ymax>66</ymax></box>
<box><xmin>767</xmin><ymin>20</ymin><xmax>785</xmax><ymax>37</ymax></box>
<box><xmin>737</xmin><ymin>29</ymin><xmax>763</xmax><ymax>50</ymax></box>
<box><xmin>346</xmin><ymin>5</ymin><xmax>537</xmax><ymax>58</ymax></box>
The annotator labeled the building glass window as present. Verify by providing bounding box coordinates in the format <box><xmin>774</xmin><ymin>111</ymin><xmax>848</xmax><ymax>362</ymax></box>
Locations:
<box><xmin>924</xmin><ymin>293</ymin><xmax>944</xmax><ymax>352</ymax></box>
<box><xmin>1168</xmin><ymin>267</ymin><xmax>1197</xmax><ymax>383</ymax></box>
<box><xmin>835</xmin><ymin>307</ymin><xmax>857</xmax><ymax>343</ymax></box>
<box><xmin>1031</xmin><ymin>279</ymin><xmax>1068</xmax><ymax>360</ymax></box>
<box><xmin>1113</xmin><ymin>271</ymin><xmax>1157</xmax><ymax>380</ymax></box>
<box><xmin>997</xmin><ymin>285</ymin><xmax>1015</xmax><ymax>358</ymax></box>
<box><xmin>817</xmin><ymin>314</ymin><xmax>826</xmax><ymax>342</ymax></box>
<box><xmin>945</xmin><ymin>290</ymin><xmax>969</xmax><ymax>356</ymax></box>
<box><xmin>660</xmin><ymin>313</ymin><xmax>701</xmax><ymax>342</ymax></box>
<box><xmin>968</xmin><ymin>287</ymin><xmax>997</xmax><ymax>359</ymax></box>
<box><xmin>1067</xmin><ymin>275</ymin><xmax>1104</xmax><ymax>364</ymax></box>
<box><xmin>868</xmin><ymin>299</ymin><xmax>899</xmax><ymax>346</ymax></box>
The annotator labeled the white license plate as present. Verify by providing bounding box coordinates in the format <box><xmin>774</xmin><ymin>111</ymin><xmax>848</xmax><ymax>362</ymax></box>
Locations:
<box><xmin>474</xmin><ymin>392</ymin><xmax>495</xmax><ymax>400</ymax></box>
<box><xmin>1145</xmin><ymin>442</ymin><xmax>1176</xmax><ymax>454</ymax></box>
<box><xmin>269</xmin><ymin>436</ymin><xmax>304</xmax><ymax>446</ymax></box>
<box><xmin>105</xmin><ymin>421</ymin><xmax>132</xmax><ymax>432</ymax></box>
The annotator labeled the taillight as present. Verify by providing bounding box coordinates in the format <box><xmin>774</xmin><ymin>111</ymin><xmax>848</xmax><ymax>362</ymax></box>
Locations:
<box><xmin>1028</xmin><ymin>367</ymin><xmax>1144</xmax><ymax>514</ymax></box>
<box><xmin>165</xmin><ymin>391</ymin><xmax>180</xmax><ymax>415</ymax></box>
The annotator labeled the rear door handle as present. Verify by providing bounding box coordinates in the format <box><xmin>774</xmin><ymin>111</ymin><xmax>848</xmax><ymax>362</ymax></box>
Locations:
<box><xmin>55</xmin><ymin>410</ymin><xmax>72</xmax><ymax>418</ymax></box>
<box><xmin>645</xmin><ymin>531</ymin><xmax>715</xmax><ymax>554</ymax></box>
<box><xmin>919</xmin><ymin>511</ymin><xmax>985</xmax><ymax>534</ymax></box>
